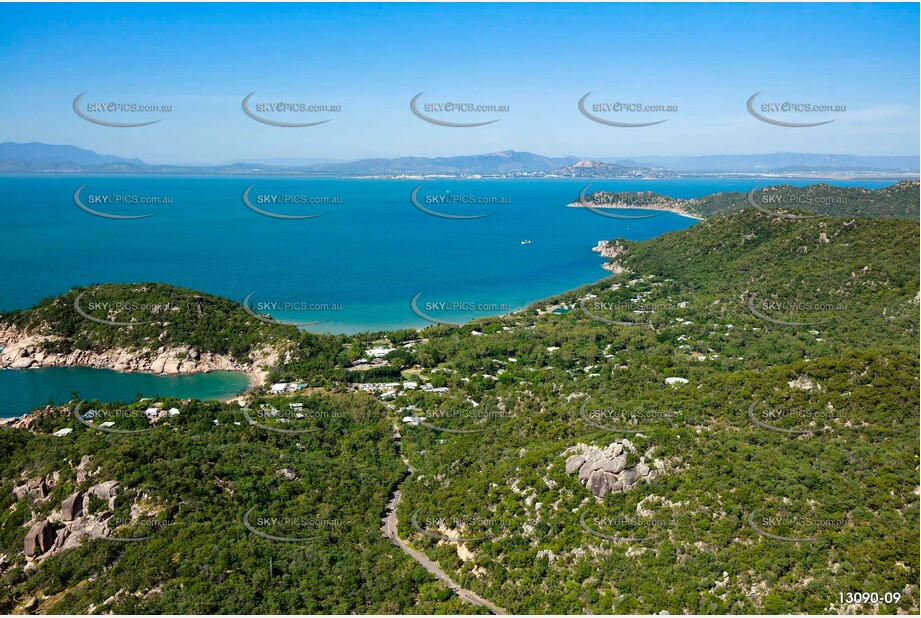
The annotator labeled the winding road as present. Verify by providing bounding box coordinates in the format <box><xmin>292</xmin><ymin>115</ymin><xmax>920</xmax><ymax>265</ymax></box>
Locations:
<box><xmin>382</xmin><ymin>455</ymin><xmax>506</xmax><ymax>614</ymax></box>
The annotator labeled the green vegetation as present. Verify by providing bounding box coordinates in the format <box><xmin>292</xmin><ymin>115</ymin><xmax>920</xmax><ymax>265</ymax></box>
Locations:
<box><xmin>1</xmin><ymin>201</ymin><xmax>918</xmax><ymax>614</ymax></box>
<box><xmin>390</xmin><ymin>209</ymin><xmax>919</xmax><ymax>614</ymax></box>
<box><xmin>0</xmin><ymin>283</ymin><xmax>296</xmax><ymax>361</ymax></box>
<box><xmin>584</xmin><ymin>180</ymin><xmax>920</xmax><ymax>219</ymax></box>
<box><xmin>0</xmin><ymin>396</ymin><xmax>483</xmax><ymax>614</ymax></box>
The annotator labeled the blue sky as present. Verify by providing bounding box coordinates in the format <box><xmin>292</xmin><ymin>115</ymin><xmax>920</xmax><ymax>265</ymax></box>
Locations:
<box><xmin>0</xmin><ymin>2</ymin><xmax>917</xmax><ymax>163</ymax></box>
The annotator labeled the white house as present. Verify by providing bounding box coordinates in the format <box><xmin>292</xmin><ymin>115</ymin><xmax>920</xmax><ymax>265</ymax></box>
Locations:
<box><xmin>53</xmin><ymin>428</ymin><xmax>73</xmax><ymax>437</ymax></box>
<box><xmin>366</xmin><ymin>346</ymin><xmax>396</xmax><ymax>358</ymax></box>
<box><xmin>665</xmin><ymin>377</ymin><xmax>689</xmax><ymax>386</ymax></box>
<box><xmin>270</xmin><ymin>383</ymin><xmax>288</xmax><ymax>394</ymax></box>
<box><xmin>358</xmin><ymin>382</ymin><xmax>400</xmax><ymax>393</ymax></box>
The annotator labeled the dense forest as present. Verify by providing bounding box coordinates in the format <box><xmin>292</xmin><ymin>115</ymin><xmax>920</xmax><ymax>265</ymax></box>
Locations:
<box><xmin>583</xmin><ymin>180</ymin><xmax>920</xmax><ymax>219</ymax></box>
<box><xmin>0</xmin><ymin>196</ymin><xmax>917</xmax><ymax>614</ymax></box>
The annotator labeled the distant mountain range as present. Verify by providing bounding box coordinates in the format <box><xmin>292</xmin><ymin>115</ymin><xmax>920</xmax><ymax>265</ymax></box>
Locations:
<box><xmin>0</xmin><ymin>142</ymin><xmax>916</xmax><ymax>178</ymax></box>
<box><xmin>0</xmin><ymin>142</ymin><xmax>145</xmax><ymax>167</ymax></box>
<box><xmin>606</xmin><ymin>153</ymin><xmax>920</xmax><ymax>173</ymax></box>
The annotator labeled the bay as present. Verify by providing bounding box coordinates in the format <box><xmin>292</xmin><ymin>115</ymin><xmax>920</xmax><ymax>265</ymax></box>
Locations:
<box><xmin>0</xmin><ymin>176</ymin><xmax>892</xmax><ymax>333</ymax></box>
<box><xmin>0</xmin><ymin>367</ymin><xmax>249</xmax><ymax>418</ymax></box>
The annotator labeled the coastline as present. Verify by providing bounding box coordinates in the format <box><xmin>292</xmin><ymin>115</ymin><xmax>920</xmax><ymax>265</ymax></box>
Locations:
<box><xmin>0</xmin><ymin>324</ymin><xmax>276</xmax><ymax>396</ymax></box>
<box><xmin>567</xmin><ymin>200</ymin><xmax>704</xmax><ymax>221</ymax></box>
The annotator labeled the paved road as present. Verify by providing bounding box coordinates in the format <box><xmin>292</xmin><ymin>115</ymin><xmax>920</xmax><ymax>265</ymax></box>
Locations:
<box><xmin>382</xmin><ymin>473</ymin><xmax>506</xmax><ymax>614</ymax></box>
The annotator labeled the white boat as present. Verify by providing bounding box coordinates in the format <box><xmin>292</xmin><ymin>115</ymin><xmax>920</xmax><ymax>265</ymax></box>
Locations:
<box><xmin>521</xmin><ymin>240</ymin><xmax>531</xmax><ymax>245</ymax></box>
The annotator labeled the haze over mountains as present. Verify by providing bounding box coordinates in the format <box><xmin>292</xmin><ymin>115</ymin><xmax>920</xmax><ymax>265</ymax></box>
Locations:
<box><xmin>0</xmin><ymin>142</ymin><xmax>917</xmax><ymax>178</ymax></box>
<box><xmin>608</xmin><ymin>153</ymin><xmax>920</xmax><ymax>173</ymax></box>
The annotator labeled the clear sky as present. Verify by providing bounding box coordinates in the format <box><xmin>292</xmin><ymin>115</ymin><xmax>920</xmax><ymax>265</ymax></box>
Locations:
<box><xmin>0</xmin><ymin>2</ymin><xmax>917</xmax><ymax>164</ymax></box>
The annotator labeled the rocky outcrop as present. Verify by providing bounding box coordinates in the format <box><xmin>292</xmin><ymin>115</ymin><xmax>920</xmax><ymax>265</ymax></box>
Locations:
<box><xmin>76</xmin><ymin>455</ymin><xmax>93</xmax><ymax>484</ymax></box>
<box><xmin>12</xmin><ymin>471</ymin><xmax>58</xmax><ymax>502</ymax></box>
<box><xmin>88</xmin><ymin>480</ymin><xmax>119</xmax><ymax>500</ymax></box>
<box><xmin>84</xmin><ymin>481</ymin><xmax>120</xmax><ymax>512</ymax></box>
<box><xmin>564</xmin><ymin>441</ymin><xmax>663</xmax><ymax>498</ymax></box>
<box><xmin>12</xmin><ymin>456</ymin><xmax>132</xmax><ymax>564</ymax></box>
<box><xmin>23</xmin><ymin>520</ymin><xmax>54</xmax><ymax>557</ymax></box>
<box><xmin>0</xmin><ymin>323</ymin><xmax>278</xmax><ymax>388</ymax></box>
<box><xmin>61</xmin><ymin>492</ymin><xmax>84</xmax><ymax>522</ymax></box>
<box><xmin>592</xmin><ymin>240</ymin><xmax>627</xmax><ymax>260</ymax></box>
<box><xmin>20</xmin><ymin>480</ymin><xmax>122</xmax><ymax>563</ymax></box>
<box><xmin>276</xmin><ymin>468</ymin><xmax>298</xmax><ymax>481</ymax></box>
<box><xmin>592</xmin><ymin>241</ymin><xmax>629</xmax><ymax>274</ymax></box>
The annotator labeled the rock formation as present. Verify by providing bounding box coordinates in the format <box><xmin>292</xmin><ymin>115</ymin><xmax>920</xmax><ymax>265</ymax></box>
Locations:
<box><xmin>61</xmin><ymin>492</ymin><xmax>84</xmax><ymax>522</ymax></box>
<box><xmin>563</xmin><ymin>441</ymin><xmax>663</xmax><ymax>498</ymax></box>
<box><xmin>23</xmin><ymin>520</ymin><xmax>54</xmax><ymax>557</ymax></box>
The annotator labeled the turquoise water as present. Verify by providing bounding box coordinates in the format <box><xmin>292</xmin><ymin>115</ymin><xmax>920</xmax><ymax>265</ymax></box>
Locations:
<box><xmin>0</xmin><ymin>176</ymin><xmax>893</xmax><ymax>416</ymax></box>
<box><xmin>0</xmin><ymin>176</ymin><xmax>892</xmax><ymax>333</ymax></box>
<box><xmin>0</xmin><ymin>367</ymin><xmax>249</xmax><ymax>418</ymax></box>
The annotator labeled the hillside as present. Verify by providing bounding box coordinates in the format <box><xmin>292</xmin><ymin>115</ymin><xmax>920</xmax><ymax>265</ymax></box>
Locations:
<box><xmin>579</xmin><ymin>180</ymin><xmax>920</xmax><ymax>219</ymax></box>
<box><xmin>0</xmin><ymin>206</ymin><xmax>917</xmax><ymax>614</ymax></box>
<box><xmin>0</xmin><ymin>142</ymin><xmax>144</xmax><ymax>167</ymax></box>
<box><xmin>389</xmin><ymin>210</ymin><xmax>918</xmax><ymax>613</ymax></box>
<box><xmin>0</xmin><ymin>283</ymin><xmax>298</xmax><ymax>361</ymax></box>
<box><xmin>548</xmin><ymin>160</ymin><xmax>674</xmax><ymax>179</ymax></box>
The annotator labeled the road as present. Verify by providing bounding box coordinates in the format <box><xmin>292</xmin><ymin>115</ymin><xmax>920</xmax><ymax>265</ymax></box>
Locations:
<box><xmin>382</xmin><ymin>460</ymin><xmax>506</xmax><ymax>615</ymax></box>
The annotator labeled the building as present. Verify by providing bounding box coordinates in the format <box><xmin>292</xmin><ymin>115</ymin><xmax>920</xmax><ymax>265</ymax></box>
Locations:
<box><xmin>357</xmin><ymin>382</ymin><xmax>400</xmax><ymax>393</ymax></box>
<box><xmin>366</xmin><ymin>346</ymin><xmax>396</xmax><ymax>358</ymax></box>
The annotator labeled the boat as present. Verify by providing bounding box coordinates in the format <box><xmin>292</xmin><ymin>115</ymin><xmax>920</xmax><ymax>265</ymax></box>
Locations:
<box><xmin>521</xmin><ymin>240</ymin><xmax>531</xmax><ymax>245</ymax></box>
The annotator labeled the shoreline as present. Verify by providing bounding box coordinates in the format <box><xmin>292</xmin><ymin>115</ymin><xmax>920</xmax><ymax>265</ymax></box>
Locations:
<box><xmin>1</xmin><ymin>172</ymin><xmax>916</xmax><ymax>181</ymax></box>
<box><xmin>567</xmin><ymin>200</ymin><xmax>704</xmax><ymax>221</ymax></box>
<box><xmin>0</xmin><ymin>324</ymin><xmax>276</xmax><ymax>402</ymax></box>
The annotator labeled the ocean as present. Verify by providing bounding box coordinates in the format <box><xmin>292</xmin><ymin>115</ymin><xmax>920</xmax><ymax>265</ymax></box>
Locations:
<box><xmin>0</xmin><ymin>175</ymin><xmax>894</xmax><ymax>416</ymax></box>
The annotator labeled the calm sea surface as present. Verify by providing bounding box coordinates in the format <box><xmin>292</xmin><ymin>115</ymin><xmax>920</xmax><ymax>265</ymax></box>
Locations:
<box><xmin>0</xmin><ymin>176</ymin><xmax>893</xmax><ymax>416</ymax></box>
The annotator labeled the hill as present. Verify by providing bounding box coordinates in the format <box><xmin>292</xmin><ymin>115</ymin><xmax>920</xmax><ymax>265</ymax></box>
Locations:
<box><xmin>0</xmin><ymin>202</ymin><xmax>917</xmax><ymax>614</ymax></box>
<box><xmin>579</xmin><ymin>180</ymin><xmax>920</xmax><ymax>219</ymax></box>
